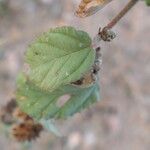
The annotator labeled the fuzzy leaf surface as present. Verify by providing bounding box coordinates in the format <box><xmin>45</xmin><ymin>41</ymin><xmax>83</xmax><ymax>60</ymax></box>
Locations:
<box><xmin>26</xmin><ymin>26</ymin><xmax>95</xmax><ymax>92</ymax></box>
<box><xmin>16</xmin><ymin>75</ymin><xmax>100</xmax><ymax>120</ymax></box>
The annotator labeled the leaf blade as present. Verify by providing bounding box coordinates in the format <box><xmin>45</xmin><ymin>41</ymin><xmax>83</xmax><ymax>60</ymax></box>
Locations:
<box><xmin>26</xmin><ymin>26</ymin><xmax>95</xmax><ymax>92</ymax></box>
<box><xmin>16</xmin><ymin>74</ymin><xmax>100</xmax><ymax>120</ymax></box>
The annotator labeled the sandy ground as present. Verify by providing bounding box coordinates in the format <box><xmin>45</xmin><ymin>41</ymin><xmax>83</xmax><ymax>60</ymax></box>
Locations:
<box><xmin>0</xmin><ymin>0</ymin><xmax>150</xmax><ymax>150</ymax></box>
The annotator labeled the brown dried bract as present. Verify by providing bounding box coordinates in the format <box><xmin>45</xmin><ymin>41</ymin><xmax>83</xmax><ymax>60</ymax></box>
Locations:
<box><xmin>13</xmin><ymin>108</ymin><xmax>32</xmax><ymax>121</ymax></box>
<box><xmin>76</xmin><ymin>0</ymin><xmax>113</xmax><ymax>17</ymax></box>
<box><xmin>12</xmin><ymin>121</ymin><xmax>43</xmax><ymax>142</ymax></box>
<box><xmin>0</xmin><ymin>99</ymin><xmax>43</xmax><ymax>142</ymax></box>
<box><xmin>12</xmin><ymin>108</ymin><xmax>43</xmax><ymax>142</ymax></box>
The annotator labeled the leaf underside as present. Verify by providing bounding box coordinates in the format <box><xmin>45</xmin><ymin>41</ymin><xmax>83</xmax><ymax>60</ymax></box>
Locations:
<box><xmin>26</xmin><ymin>26</ymin><xmax>95</xmax><ymax>92</ymax></box>
<box><xmin>16</xmin><ymin>75</ymin><xmax>100</xmax><ymax>120</ymax></box>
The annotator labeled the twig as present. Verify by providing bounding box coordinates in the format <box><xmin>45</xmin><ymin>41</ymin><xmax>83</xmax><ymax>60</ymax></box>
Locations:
<box><xmin>106</xmin><ymin>0</ymin><xmax>139</xmax><ymax>29</ymax></box>
<box><xmin>98</xmin><ymin>0</ymin><xmax>139</xmax><ymax>42</ymax></box>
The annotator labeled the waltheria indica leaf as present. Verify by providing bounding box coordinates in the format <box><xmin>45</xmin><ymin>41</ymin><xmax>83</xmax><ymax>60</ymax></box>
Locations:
<box><xmin>16</xmin><ymin>74</ymin><xmax>100</xmax><ymax>120</ymax></box>
<box><xmin>26</xmin><ymin>26</ymin><xmax>95</xmax><ymax>92</ymax></box>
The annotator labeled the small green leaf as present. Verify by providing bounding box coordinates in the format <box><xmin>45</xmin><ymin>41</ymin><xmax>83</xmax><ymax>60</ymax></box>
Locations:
<box><xmin>16</xmin><ymin>74</ymin><xmax>100</xmax><ymax>120</ymax></box>
<box><xmin>145</xmin><ymin>0</ymin><xmax>150</xmax><ymax>5</ymax></box>
<box><xmin>26</xmin><ymin>26</ymin><xmax>95</xmax><ymax>92</ymax></box>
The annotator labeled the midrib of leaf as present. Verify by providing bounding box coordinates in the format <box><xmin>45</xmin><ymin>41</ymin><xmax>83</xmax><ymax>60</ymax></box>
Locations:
<box><xmin>49</xmin><ymin>50</ymin><xmax>91</xmax><ymax>89</ymax></box>
<box><xmin>40</xmin><ymin>96</ymin><xmax>59</xmax><ymax>118</ymax></box>
<box><xmin>29</xmin><ymin>47</ymin><xmax>93</xmax><ymax>91</ymax></box>
<box><xmin>36</xmin><ymin>60</ymin><xmax>56</xmax><ymax>88</ymax></box>
<box><xmin>36</xmin><ymin>95</ymin><xmax>59</xmax><ymax>119</ymax></box>
<box><xmin>40</xmin><ymin>56</ymin><xmax>70</xmax><ymax>87</ymax></box>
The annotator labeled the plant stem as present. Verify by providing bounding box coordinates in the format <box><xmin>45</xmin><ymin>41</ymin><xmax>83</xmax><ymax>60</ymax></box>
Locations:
<box><xmin>106</xmin><ymin>0</ymin><xmax>139</xmax><ymax>29</ymax></box>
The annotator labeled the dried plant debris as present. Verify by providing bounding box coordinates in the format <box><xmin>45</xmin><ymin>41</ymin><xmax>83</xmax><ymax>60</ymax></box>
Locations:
<box><xmin>12</xmin><ymin>109</ymin><xmax>43</xmax><ymax>142</ymax></box>
<box><xmin>0</xmin><ymin>99</ymin><xmax>43</xmax><ymax>142</ymax></box>
<box><xmin>76</xmin><ymin>0</ymin><xmax>113</xmax><ymax>17</ymax></box>
<box><xmin>12</xmin><ymin>120</ymin><xmax>43</xmax><ymax>142</ymax></box>
<box><xmin>13</xmin><ymin>108</ymin><xmax>33</xmax><ymax>122</ymax></box>
<box><xmin>72</xmin><ymin>72</ymin><xmax>97</xmax><ymax>87</ymax></box>
<box><xmin>98</xmin><ymin>27</ymin><xmax>116</xmax><ymax>42</ymax></box>
<box><xmin>72</xmin><ymin>46</ymin><xmax>102</xmax><ymax>87</ymax></box>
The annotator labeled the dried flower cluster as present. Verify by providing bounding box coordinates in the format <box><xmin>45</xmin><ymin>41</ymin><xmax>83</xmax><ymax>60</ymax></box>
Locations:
<box><xmin>0</xmin><ymin>99</ymin><xmax>43</xmax><ymax>142</ymax></box>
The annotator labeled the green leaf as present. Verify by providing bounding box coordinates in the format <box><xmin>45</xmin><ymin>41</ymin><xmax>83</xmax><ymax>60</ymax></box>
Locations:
<box><xmin>16</xmin><ymin>74</ymin><xmax>100</xmax><ymax>120</ymax></box>
<box><xmin>40</xmin><ymin>119</ymin><xmax>61</xmax><ymax>136</ymax></box>
<box><xmin>26</xmin><ymin>26</ymin><xmax>95</xmax><ymax>92</ymax></box>
<box><xmin>145</xmin><ymin>0</ymin><xmax>150</xmax><ymax>5</ymax></box>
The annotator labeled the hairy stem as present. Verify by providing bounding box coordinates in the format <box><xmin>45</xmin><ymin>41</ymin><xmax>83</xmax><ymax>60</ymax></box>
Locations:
<box><xmin>106</xmin><ymin>0</ymin><xmax>139</xmax><ymax>29</ymax></box>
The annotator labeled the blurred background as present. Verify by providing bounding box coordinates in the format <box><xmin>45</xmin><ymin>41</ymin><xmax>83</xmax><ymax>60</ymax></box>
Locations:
<box><xmin>0</xmin><ymin>0</ymin><xmax>150</xmax><ymax>150</ymax></box>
